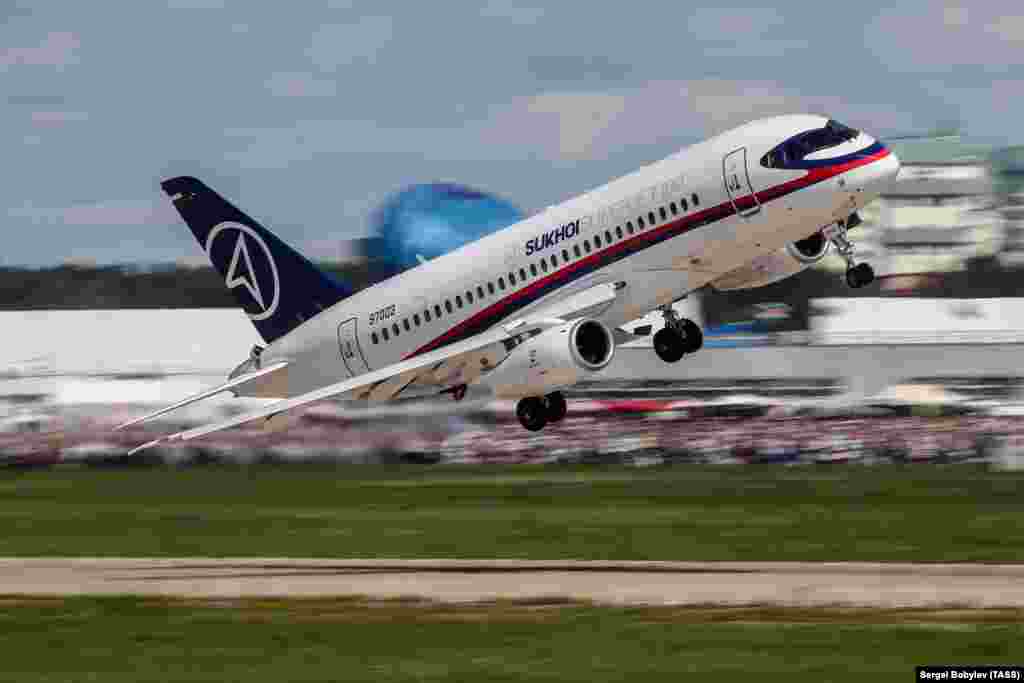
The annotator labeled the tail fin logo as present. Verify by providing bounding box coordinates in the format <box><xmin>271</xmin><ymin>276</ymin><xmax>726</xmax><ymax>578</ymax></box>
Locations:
<box><xmin>205</xmin><ymin>222</ymin><xmax>280</xmax><ymax>321</ymax></box>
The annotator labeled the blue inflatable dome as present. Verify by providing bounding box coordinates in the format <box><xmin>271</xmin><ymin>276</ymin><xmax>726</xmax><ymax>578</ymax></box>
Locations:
<box><xmin>366</xmin><ymin>183</ymin><xmax>523</xmax><ymax>277</ymax></box>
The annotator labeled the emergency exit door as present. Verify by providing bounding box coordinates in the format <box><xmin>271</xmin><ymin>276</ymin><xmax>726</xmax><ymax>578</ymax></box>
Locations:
<box><xmin>337</xmin><ymin>317</ymin><xmax>371</xmax><ymax>377</ymax></box>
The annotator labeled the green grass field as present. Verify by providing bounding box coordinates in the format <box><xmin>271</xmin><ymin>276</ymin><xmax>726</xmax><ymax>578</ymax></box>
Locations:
<box><xmin>1</xmin><ymin>597</ymin><xmax>1021</xmax><ymax>683</ymax></box>
<box><xmin>2</xmin><ymin>465</ymin><xmax>1022</xmax><ymax>561</ymax></box>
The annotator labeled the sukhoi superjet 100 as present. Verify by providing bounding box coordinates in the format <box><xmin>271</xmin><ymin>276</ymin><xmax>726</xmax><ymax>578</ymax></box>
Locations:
<box><xmin>122</xmin><ymin>114</ymin><xmax>900</xmax><ymax>450</ymax></box>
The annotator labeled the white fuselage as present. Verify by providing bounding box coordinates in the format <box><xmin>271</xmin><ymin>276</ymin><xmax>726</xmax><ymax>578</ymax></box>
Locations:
<box><xmin>239</xmin><ymin>114</ymin><xmax>899</xmax><ymax>400</ymax></box>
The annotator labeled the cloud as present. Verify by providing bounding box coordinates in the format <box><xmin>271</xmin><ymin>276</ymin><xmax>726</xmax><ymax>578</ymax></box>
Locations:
<box><xmin>868</xmin><ymin>4</ymin><xmax>1024</xmax><ymax>69</ymax></box>
<box><xmin>6</xmin><ymin>94</ymin><xmax>66</xmax><ymax>106</ymax></box>
<box><xmin>0</xmin><ymin>31</ymin><xmax>80</xmax><ymax>72</ymax></box>
<box><xmin>9</xmin><ymin>199</ymin><xmax>175</xmax><ymax>227</ymax></box>
<box><xmin>687</xmin><ymin>7</ymin><xmax>785</xmax><ymax>35</ymax></box>
<box><xmin>482</xmin><ymin>91</ymin><xmax>628</xmax><ymax>161</ymax></box>
<box><xmin>30</xmin><ymin>110</ymin><xmax>88</xmax><ymax>126</ymax></box>
<box><xmin>478</xmin><ymin>4</ymin><xmax>547</xmax><ymax>26</ymax></box>
<box><xmin>475</xmin><ymin>79</ymin><xmax>918</xmax><ymax>164</ymax></box>
<box><xmin>265</xmin><ymin>72</ymin><xmax>337</xmax><ymax>98</ymax></box>
<box><xmin>306</xmin><ymin>16</ymin><xmax>393</xmax><ymax>71</ymax></box>
<box><xmin>986</xmin><ymin>15</ymin><xmax>1024</xmax><ymax>43</ymax></box>
<box><xmin>526</xmin><ymin>55</ymin><xmax>633</xmax><ymax>85</ymax></box>
<box><xmin>685</xmin><ymin>8</ymin><xmax>808</xmax><ymax>57</ymax></box>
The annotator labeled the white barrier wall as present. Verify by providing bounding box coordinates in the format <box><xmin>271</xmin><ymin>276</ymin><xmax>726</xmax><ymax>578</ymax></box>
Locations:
<box><xmin>811</xmin><ymin>298</ymin><xmax>1024</xmax><ymax>345</ymax></box>
<box><xmin>1</xmin><ymin>309</ymin><xmax>259</xmax><ymax>377</ymax></box>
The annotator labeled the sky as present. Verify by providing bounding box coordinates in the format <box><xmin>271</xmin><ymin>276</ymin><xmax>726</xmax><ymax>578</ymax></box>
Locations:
<box><xmin>2</xmin><ymin>0</ymin><xmax>1023</xmax><ymax>266</ymax></box>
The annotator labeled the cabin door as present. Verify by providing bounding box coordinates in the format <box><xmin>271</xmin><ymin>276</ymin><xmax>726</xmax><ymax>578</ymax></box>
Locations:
<box><xmin>723</xmin><ymin>147</ymin><xmax>761</xmax><ymax>218</ymax></box>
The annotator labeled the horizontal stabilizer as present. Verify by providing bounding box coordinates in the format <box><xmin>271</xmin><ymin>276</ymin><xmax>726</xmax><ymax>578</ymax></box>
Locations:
<box><xmin>115</xmin><ymin>360</ymin><xmax>288</xmax><ymax>430</ymax></box>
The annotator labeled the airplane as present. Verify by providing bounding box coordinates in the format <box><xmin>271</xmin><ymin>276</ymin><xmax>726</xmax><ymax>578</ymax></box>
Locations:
<box><xmin>120</xmin><ymin>113</ymin><xmax>900</xmax><ymax>451</ymax></box>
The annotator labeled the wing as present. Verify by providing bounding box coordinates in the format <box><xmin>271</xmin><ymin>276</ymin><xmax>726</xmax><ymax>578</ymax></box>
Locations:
<box><xmin>114</xmin><ymin>360</ymin><xmax>290</xmax><ymax>430</ymax></box>
<box><xmin>128</xmin><ymin>282</ymin><xmax>620</xmax><ymax>455</ymax></box>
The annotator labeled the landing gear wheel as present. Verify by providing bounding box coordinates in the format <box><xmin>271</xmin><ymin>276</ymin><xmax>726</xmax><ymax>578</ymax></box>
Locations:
<box><xmin>845</xmin><ymin>262</ymin><xmax>875</xmax><ymax>289</ymax></box>
<box><xmin>653</xmin><ymin>327</ymin><xmax>685</xmax><ymax>363</ymax></box>
<box><xmin>543</xmin><ymin>392</ymin><xmax>567</xmax><ymax>423</ymax></box>
<box><xmin>680</xmin><ymin>319</ymin><xmax>704</xmax><ymax>353</ymax></box>
<box><xmin>516</xmin><ymin>397</ymin><xmax>547</xmax><ymax>432</ymax></box>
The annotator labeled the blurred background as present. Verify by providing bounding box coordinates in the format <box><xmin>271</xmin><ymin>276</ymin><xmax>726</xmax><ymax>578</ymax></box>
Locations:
<box><xmin>4</xmin><ymin>1</ymin><xmax>1024</xmax><ymax>469</ymax></box>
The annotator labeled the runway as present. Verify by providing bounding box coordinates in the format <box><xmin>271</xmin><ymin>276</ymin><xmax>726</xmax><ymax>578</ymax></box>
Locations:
<box><xmin>3</xmin><ymin>559</ymin><xmax>1024</xmax><ymax>607</ymax></box>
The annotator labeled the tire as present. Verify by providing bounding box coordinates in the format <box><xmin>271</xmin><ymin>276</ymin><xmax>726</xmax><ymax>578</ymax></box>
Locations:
<box><xmin>516</xmin><ymin>397</ymin><xmax>547</xmax><ymax>431</ymax></box>
<box><xmin>845</xmin><ymin>263</ymin><xmax>875</xmax><ymax>289</ymax></box>
<box><xmin>653</xmin><ymin>327</ymin><xmax>685</xmax><ymax>363</ymax></box>
<box><xmin>544</xmin><ymin>392</ymin><xmax>568</xmax><ymax>423</ymax></box>
<box><xmin>680</xmin><ymin>319</ymin><xmax>704</xmax><ymax>353</ymax></box>
<box><xmin>853</xmin><ymin>262</ymin><xmax>875</xmax><ymax>286</ymax></box>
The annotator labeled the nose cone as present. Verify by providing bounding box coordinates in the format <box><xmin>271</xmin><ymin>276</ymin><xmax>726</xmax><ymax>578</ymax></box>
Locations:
<box><xmin>862</xmin><ymin>146</ymin><xmax>900</xmax><ymax>197</ymax></box>
<box><xmin>880</xmin><ymin>147</ymin><xmax>901</xmax><ymax>184</ymax></box>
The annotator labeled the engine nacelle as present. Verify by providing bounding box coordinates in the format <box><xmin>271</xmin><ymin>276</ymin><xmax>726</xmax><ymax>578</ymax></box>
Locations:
<box><xmin>482</xmin><ymin>318</ymin><xmax>615</xmax><ymax>398</ymax></box>
<box><xmin>710</xmin><ymin>232</ymin><xmax>830</xmax><ymax>291</ymax></box>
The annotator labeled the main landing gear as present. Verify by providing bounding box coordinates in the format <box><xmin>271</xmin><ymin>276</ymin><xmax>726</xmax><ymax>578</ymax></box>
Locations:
<box><xmin>516</xmin><ymin>391</ymin><xmax>567</xmax><ymax>432</ymax></box>
<box><xmin>653</xmin><ymin>306</ymin><xmax>703</xmax><ymax>363</ymax></box>
<box><xmin>824</xmin><ymin>218</ymin><xmax>875</xmax><ymax>289</ymax></box>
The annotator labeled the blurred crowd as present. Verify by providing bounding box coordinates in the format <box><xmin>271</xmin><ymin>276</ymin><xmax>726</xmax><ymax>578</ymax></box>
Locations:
<box><xmin>2</xmin><ymin>404</ymin><xmax>1023</xmax><ymax>468</ymax></box>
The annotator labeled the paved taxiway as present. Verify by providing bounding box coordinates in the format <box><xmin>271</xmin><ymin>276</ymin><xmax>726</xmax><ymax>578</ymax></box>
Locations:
<box><xmin>3</xmin><ymin>559</ymin><xmax>1024</xmax><ymax>607</ymax></box>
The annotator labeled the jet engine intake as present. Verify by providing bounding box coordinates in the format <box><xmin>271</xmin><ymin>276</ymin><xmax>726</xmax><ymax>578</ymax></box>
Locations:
<box><xmin>481</xmin><ymin>318</ymin><xmax>615</xmax><ymax>398</ymax></box>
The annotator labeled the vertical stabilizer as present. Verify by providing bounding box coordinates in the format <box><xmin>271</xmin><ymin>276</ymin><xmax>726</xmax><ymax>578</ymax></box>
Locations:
<box><xmin>161</xmin><ymin>176</ymin><xmax>353</xmax><ymax>343</ymax></box>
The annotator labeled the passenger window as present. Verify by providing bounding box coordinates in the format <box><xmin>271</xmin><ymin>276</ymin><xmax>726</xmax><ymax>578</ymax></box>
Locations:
<box><xmin>626</xmin><ymin>221</ymin><xmax>634</xmax><ymax>234</ymax></box>
<box><xmin>414</xmin><ymin>313</ymin><xmax>421</xmax><ymax>326</ymax></box>
<box><xmin>605</xmin><ymin>230</ymin><xmax>613</xmax><ymax>243</ymax></box>
<box><xmin>455</xmin><ymin>295</ymin><xmax>463</xmax><ymax>308</ymax></box>
<box><xmin>670</xmin><ymin>202</ymin><xmax>677</xmax><ymax>215</ymax></box>
<box><xmin>488</xmin><ymin>282</ymin><xmax>495</xmax><ymax>295</ymax></box>
<box><xmin>562</xmin><ymin>248</ymin><xmax>570</xmax><ymax>262</ymax></box>
<box><xmin>648</xmin><ymin>211</ymin><xmax>656</xmax><ymax>224</ymax></box>
<box><xmin>584</xmin><ymin>240</ymin><xmax>591</xmax><ymax>253</ymax></box>
<box><xmin>519</xmin><ymin>267</ymin><xmax>527</xmax><ymax>280</ymax></box>
<box><xmin>680</xmin><ymin>197</ymin><xmax>688</xmax><ymax>211</ymax></box>
<box><xmin>403</xmin><ymin>319</ymin><xmax>410</xmax><ymax>332</ymax></box>
<box><xmin>549</xmin><ymin>255</ymin><xmax>557</xmax><ymax>269</ymax></box>
<box><xmin>445</xmin><ymin>300</ymin><xmax>453</xmax><ymax>313</ymax></box>
<box><xmin>392</xmin><ymin>323</ymin><xmax>400</xmax><ymax>337</ymax></box>
<box><xmin>594</xmin><ymin>234</ymin><xmax>602</xmax><ymax>248</ymax></box>
<box><xmin>659</xmin><ymin>207</ymin><xmax>667</xmax><ymax>221</ymax></box>
<box><xmin>372</xmin><ymin>332</ymin><xmax>379</xmax><ymax>344</ymax></box>
<box><xmin>692</xmin><ymin>193</ymin><xmax>699</xmax><ymax>206</ymax></box>
<box><xmin>508</xmin><ymin>272</ymin><xmax>516</xmax><ymax>285</ymax></box>
<box><xmin>435</xmin><ymin>304</ymin><xmax>442</xmax><ymax>318</ymax></box>
<box><xmin>574</xmin><ymin>244</ymin><xmax>581</xmax><ymax>258</ymax></box>
<box><xmin>424</xmin><ymin>309</ymin><xmax>431</xmax><ymax>322</ymax></box>
<box><xmin>382</xmin><ymin>328</ymin><xmax>389</xmax><ymax>341</ymax></box>
<box><xmin>476</xmin><ymin>285</ymin><xmax>484</xmax><ymax>299</ymax></box>
<box><xmin>540</xmin><ymin>259</ymin><xmax>548</xmax><ymax>272</ymax></box>
<box><xmin>498</xmin><ymin>276</ymin><xmax>505</xmax><ymax>289</ymax></box>
<box><xmin>616</xmin><ymin>226</ymin><xmax>623</xmax><ymax>239</ymax></box>
<box><xmin>638</xmin><ymin>216</ymin><xmax>645</xmax><ymax>229</ymax></box>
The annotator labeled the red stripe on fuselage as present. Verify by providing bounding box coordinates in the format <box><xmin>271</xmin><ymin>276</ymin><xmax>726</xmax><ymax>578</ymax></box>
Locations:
<box><xmin>404</xmin><ymin>146</ymin><xmax>891</xmax><ymax>359</ymax></box>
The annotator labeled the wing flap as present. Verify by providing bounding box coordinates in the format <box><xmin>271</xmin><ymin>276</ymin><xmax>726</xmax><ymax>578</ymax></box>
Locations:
<box><xmin>128</xmin><ymin>322</ymin><xmax>553</xmax><ymax>454</ymax></box>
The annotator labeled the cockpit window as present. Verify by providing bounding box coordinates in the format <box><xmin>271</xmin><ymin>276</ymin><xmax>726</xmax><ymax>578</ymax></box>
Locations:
<box><xmin>761</xmin><ymin>119</ymin><xmax>860</xmax><ymax>168</ymax></box>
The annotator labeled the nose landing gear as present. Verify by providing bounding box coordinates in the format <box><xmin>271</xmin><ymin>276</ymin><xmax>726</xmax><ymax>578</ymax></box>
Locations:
<box><xmin>824</xmin><ymin>218</ymin><xmax>875</xmax><ymax>289</ymax></box>
<box><xmin>653</xmin><ymin>306</ymin><xmax>703</xmax><ymax>363</ymax></box>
